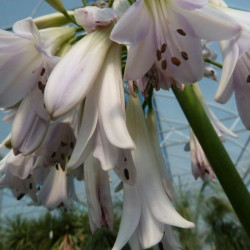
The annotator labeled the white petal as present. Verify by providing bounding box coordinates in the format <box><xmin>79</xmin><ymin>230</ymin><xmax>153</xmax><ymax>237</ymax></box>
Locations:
<box><xmin>112</xmin><ymin>0</ymin><xmax>130</xmax><ymax>18</ymax></box>
<box><xmin>233</xmin><ymin>55</ymin><xmax>250</xmax><ymax>129</ymax></box>
<box><xmin>114</xmin><ymin>149</ymin><xmax>136</xmax><ymax>185</ymax></box>
<box><xmin>98</xmin><ymin>44</ymin><xmax>134</xmax><ymax>149</ymax></box>
<box><xmin>37</xmin><ymin>166</ymin><xmax>68</xmax><ymax>209</ymax></box>
<box><xmin>44</xmin><ymin>28</ymin><xmax>112</xmax><ymax>118</ymax></box>
<box><xmin>11</xmin><ymin>94</ymin><xmax>50</xmax><ymax>155</ymax></box>
<box><xmin>137</xmin><ymin>201</ymin><xmax>164</xmax><ymax>249</ymax></box>
<box><xmin>75</xmin><ymin>7</ymin><xmax>117</xmax><ymax>33</ymax></box>
<box><xmin>7</xmin><ymin>153</ymin><xmax>36</xmax><ymax>179</ymax></box>
<box><xmin>215</xmin><ymin>40</ymin><xmax>239</xmax><ymax>103</ymax></box>
<box><xmin>67</xmin><ymin>86</ymin><xmax>98</xmax><ymax>169</ymax></box>
<box><xmin>13</xmin><ymin>17</ymin><xmax>40</xmax><ymax>41</ymax></box>
<box><xmin>124</xmin><ymin>25</ymin><xmax>155</xmax><ymax>81</ymax></box>
<box><xmin>126</xmin><ymin>96</ymin><xmax>194</xmax><ymax>228</ymax></box>
<box><xmin>184</xmin><ymin>6</ymin><xmax>241</xmax><ymax>41</ymax></box>
<box><xmin>112</xmin><ymin>184</ymin><xmax>141</xmax><ymax>250</ymax></box>
<box><xmin>39</xmin><ymin>26</ymin><xmax>76</xmax><ymax>54</ymax></box>
<box><xmin>174</xmin><ymin>0</ymin><xmax>208</xmax><ymax>10</ymax></box>
<box><xmin>93</xmin><ymin>123</ymin><xmax>119</xmax><ymax>171</ymax></box>
<box><xmin>0</xmin><ymin>47</ymin><xmax>43</xmax><ymax>107</ymax></box>
<box><xmin>110</xmin><ymin>0</ymin><xmax>150</xmax><ymax>45</ymax></box>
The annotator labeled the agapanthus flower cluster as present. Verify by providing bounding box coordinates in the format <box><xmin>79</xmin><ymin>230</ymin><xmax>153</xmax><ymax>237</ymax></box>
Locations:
<box><xmin>0</xmin><ymin>0</ymin><xmax>248</xmax><ymax>249</ymax></box>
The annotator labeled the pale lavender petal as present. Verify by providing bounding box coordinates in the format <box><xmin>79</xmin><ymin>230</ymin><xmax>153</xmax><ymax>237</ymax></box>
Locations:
<box><xmin>126</xmin><ymin>96</ymin><xmax>194</xmax><ymax>228</ymax></box>
<box><xmin>215</xmin><ymin>40</ymin><xmax>239</xmax><ymax>103</ymax></box>
<box><xmin>137</xmin><ymin>201</ymin><xmax>164</xmax><ymax>249</ymax></box>
<box><xmin>36</xmin><ymin>166</ymin><xmax>68</xmax><ymax>209</ymax></box>
<box><xmin>98</xmin><ymin>44</ymin><xmax>134</xmax><ymax>149</ymax></box>
<box><xmin>112</xmin><ymin>0</ymin><xmax>130</xmax><ymax>18</ymax></box>
<box><xmin>184</xmin><ymin>6</ymin><xmax>241</xmax><ymax>41</ymax></box>
<box><xmin>39</xmin><ymin>26</ymin><xmax>76</xmax><ymax>54</ymax></box>
<box><xmin>67</xmin><ymin>86</ymin><xmax>98</xmax><ymax>169</ymax></box>
<box><xmin>93</xmin><ymin>123</ymin><xmax>119</xmax><ymax>171</ymax></box>
<box><xmin>233</xmin><ymin>53</ymin><xmax>250</xmax><ymax>129</ymax></box>
<box><xmin>110</xmin><ymin>0</ymin><xmax>150</xmax><ymax>45</ymax></box>
<box><xmin>112</xmin><ymin>184</ymin><xmax>141</xmax><ymax>250</ymax></box>
<box><xmin>7</xmin><ymin>152</ymin><xmax>36</xmax><ymax>179</ymax></box>
<box><xmin>114</xmin><ymin>149</ymin><xmax>136</xmax><ymax>185</ymax></box>
<box><xmin>124</xmin><ymin>25</ymin><xmax>155</xmax><ymax>81</ymax></box>
<box><xmin>85</xmin><ymin>156</ymin><xmax>104</xmax><ymax>232</ymax></box>
<box><xmin>0</xmin><ymin>47</ymin><xmax>43</xmax><ymax>107</ymax></box>
<box><xmin>13</xmin><ymin>17</ymin><xmax>40</xmax><ymax>41</ymax></box>
<box><xmin>44</xmin><ymin>28</ymin><xmax>112</xmax><ymax>118</ymax></box>
<box><xmin>174</xmin><ymin>0</ymin><xmax>208</xmax><ymax>10</ymax></box>
<box><xmin>11</xmin><ymin>93</ymin><xmax>50</xmax><ymax>155</ymax></box>
<box><xmin>75</xmin><ymin>7</ymin><xmax>117</xmax><ymax>33</ymax></box>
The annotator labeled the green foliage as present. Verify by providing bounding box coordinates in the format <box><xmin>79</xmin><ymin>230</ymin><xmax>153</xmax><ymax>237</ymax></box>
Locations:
<box><xmin>175</xmin><ymin>181</ymin><xmax>250</xmax><ymax>250</ymax></box>
<box><xmin>0</xmin><ymin>208</ymin><xmax>130</xmax><ymax>250</ymax></box>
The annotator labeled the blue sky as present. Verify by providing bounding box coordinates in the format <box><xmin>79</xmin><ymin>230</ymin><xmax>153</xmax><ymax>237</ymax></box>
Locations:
<box><xmin>0</xmin><ymin>0</ymin><xmax>249</xmax><ymax>218</ymax></box>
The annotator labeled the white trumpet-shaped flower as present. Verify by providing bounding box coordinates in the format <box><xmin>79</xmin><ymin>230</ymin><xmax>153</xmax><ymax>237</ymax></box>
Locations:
<box><xmin>0</xmin><ymin>151</ymin><xmax>37</xmax><ymax>201</ymax></box>
<box><xmin>35</xmin><ymin>165</ymin><xmax>77</xmax><ymax>210</ymax></box>
<box><xmin>0</xmin><ymin>18</ymin><xmax>75</xmax><ymax>107</ymax></box>
<box><xmin>209</xmin><ymin>0</ymin><xmax>250</xmax><ymax>128</ymax></box>
<box><xmin>67</xmin><ymin>44</ymin><xmax>135</xmax><ymax>184</ymax></box>
<box><xmin>112</xmin><ymin>96</ymin><xmax>194</xmax><ymax>250</ymax></box>
<box><xmin>84</xmin><ymin>155</ymin><xmax>113</xmax><ymax>232</ymax></box>
<box><xmin>110</xmin><ymin>0</ymin><xmax>240</xmax><ymax>85</ymax></box>
<box><xmin>44</xmin><ymin>7</ymin><xmax>118</xmax><ymax>118</ymax></box>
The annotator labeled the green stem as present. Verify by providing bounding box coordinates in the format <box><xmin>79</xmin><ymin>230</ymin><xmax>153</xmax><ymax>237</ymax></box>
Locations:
<box><xmin>107</xmin><ymin>0</ymin><xmax>115</xmax><ymax>8</ymax></box>
<box><xmin>82</xmin><ymin>0</ymin><xmax>88</xmax><ymax>6</ymax></box>
<box><xmin>172</xmin><ymin>84</ymin><xmax>250</xmax><ymax>237</ymax></box>
<box><xmin>204</xmin><ymin>58</ymin><xmax>223</xmax><ymax>69</ymax></box>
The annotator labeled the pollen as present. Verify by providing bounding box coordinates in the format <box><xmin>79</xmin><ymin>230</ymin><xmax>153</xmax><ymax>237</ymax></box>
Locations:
<box><xmin>161</xmin><ymin>43</ymin><xmax>167</xmax><ymax>53</ymax></box>
<box><xmin>171</xmin><ymin>57</ymin><xmax>181</xmax><ymax>66</ymax></box>
<box><xmin>177</xmin><ymin>29</ymin><xmax>186</xmax><ymax>36</ymax></box>
<box><xmin>61</xmin><ymin>141</ymin><xmax>67</xmax><ymax>147</ymax></box>
<box><xmin>124</xmin><ymin>168</ymin><xmax>129</xmax><ymax>180</ymax></box>
<box><xmin>161</xmin><ymin>60</ymin><xmax>167</xmax><ymax>70</ymax></box>
<box><xmin>51</xmin><ymin>152</ymin><xmax>56</xmax><ymax>158</ymax></box>
<box><xmin>181</xmin><ymin>51</ymin><xmax>189</xmax><ymax>61</ymax></box>
<box><xmin>156</xmin><ymin>49</ymin><xmax>161</xmax><ymax>61</ymax></box>
<box><xmin>40</xmin><ymin>67</ymin><xmax>46</xmax><ymax>76</ymax></box>
<box><xmin>247</xmin><ymin>75</ymin><xmax>250</xmax><ymax>83</ymax></box>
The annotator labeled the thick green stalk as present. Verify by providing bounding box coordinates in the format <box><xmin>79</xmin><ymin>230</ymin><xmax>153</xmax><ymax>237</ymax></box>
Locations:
<box><xmin>172</xmin><ymin>84</ymin><xmax>250</xmax><ymax>236</ymax></box>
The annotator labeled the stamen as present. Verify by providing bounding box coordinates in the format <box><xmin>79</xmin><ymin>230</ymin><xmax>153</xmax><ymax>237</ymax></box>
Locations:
<box><xmin>51</xmin><ymin>152</ymin><xmax>56</xmax><ymax>158</ymax></box>
<box><xmin>181</xmin><ymin>51</ymin><xmax>189</xmax><ymax>61</ymax></box>
<box><xmin>38</xmin><ymin>81</ymin><xmax>44</xmax><ymax>90</ymax></box>
<box><xmin>40</xmin><ymin>67</ymin><xmax>46</xmax><ymax>76</ymax></box>
<box><xmin>161</xmin><ymin>60</ymin><xmax>167</xmax><ymax>70</ymax></box>
<box><xmin>61</xmin><ymin>153</ymin><xmax>65</xmax><ymax>160</ymax></box>
<box><xmin>171</xmin><ymin>57</ymin><xmax>181</xmax><ymax>66</ymax></box>
<box><xmin>156</xmin><ymin>50</ymin><xmax>161</xmax><ymax>61</ymax></box>
<box><xmin>177</xmin><ymin>29</ymin><xmax>186</xmax><ymax>36</ymax></box>
<box><xmin>124</xmin><ymin>168</ymin><xmax>129</xmax><ymax>180</ymax></box>
<box><xmin>61</xmin><ymin>142</ymin><xmax>67</xmax><ymax>147</ymax></box>
<box><xmin>17</xmin><ymin>193</ymin><xmax>25</xmax><ymax>200</ymax></box>
<box><xmin>247</xmin><ymin>75</ymin><xmax>250</xmax><ymax>83</ymax></box>
<box><xmin>161</xmin><ymin>43</ymin><xmax>167</xmax><ymax>53</ymax></box>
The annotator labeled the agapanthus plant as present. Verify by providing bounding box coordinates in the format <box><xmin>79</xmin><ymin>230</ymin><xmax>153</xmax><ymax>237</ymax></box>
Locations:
<box><xmin>0</xmin><ymin>0</ymin><xmax>250</xmax><ymax>248</ymax></box>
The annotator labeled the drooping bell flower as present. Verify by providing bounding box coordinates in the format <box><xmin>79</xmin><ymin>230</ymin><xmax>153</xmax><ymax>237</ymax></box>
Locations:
<box><xmin>0</xmin><ymin>17</ymin><xmax>75</xmax><ymax>108</ymax></box>
<box><xmin>110</xmin><ymin>0</ymin><xmax>241</xmax><ymax>85</ymax></box>
<box><xmin>84</xmin><ymin>154</ymin><xmax>113</xmax><ymax>232</ymax></box>
<box><xmin>112</xmin><ymin>96</ymin><xmax>194</xmax><ymax>250</ymax></box>
<box><xmin>207</xmin><ymin>0</ymin><xmax>250</xmax><ymax>128</ymax></box>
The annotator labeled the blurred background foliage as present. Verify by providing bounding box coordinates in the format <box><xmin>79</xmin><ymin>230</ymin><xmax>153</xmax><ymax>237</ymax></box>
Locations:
<box><xmin>0</xmin><ymin>182</ymin><xmax>249</xmax><ymax>250</ymax></box>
